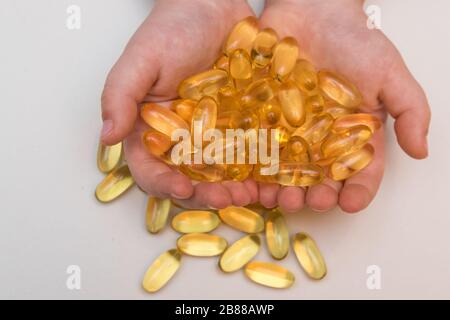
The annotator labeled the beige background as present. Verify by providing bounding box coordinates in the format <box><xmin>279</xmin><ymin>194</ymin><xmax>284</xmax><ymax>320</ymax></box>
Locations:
<box><xmin>0</xmin><ymin>0</ymin><xmax>449</xmax><ymax>299</ymax></box>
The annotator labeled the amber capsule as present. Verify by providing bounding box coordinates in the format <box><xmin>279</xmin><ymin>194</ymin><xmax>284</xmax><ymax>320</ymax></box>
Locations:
<box><xmin>293</xmin><ymin>113</ymin><xmax>334</xmax><ymax>144</ymax></box>
<box><xmin>291</xmin><ymin>59</ymin><xmax>318</xmax><ymax>93</ymax></box>
<box><xmin>278</xmin><ymin>81</ymin><xmax>306</xmax><ymax>127</ymax></box>
<box><xmin>146</xmin><ymin>197</ymin><xmax>171</xmax><ymax>234</ymax></box>
<box><xmin>179</xmin><ymin>163</ymin><xmax>226</xmax><ymax>182</ymax></box>
<box><xmin>251</xmin><ymin>28</ymin><xmax>279</xmax><ymax>68</ymax></box>
<box><xmin>284</xmin><ymin>136</ymin><xmax>311</xmax><ymax>163</ymax></box>
<box><xmin>321</xmin><ymin>125</ymin><xmax>372</xmax><ymax>159</ymax></box>
<box><xmin>214</xmin><ymin>54</ymin><xmax>229</xmax><ymax>70</ymax></box>
<box><xmin>310</xmin><ymin>142</ymin><xmax>335</xmax><ymax>167</ymax></box>
<box><xmin>324</xmin><ymin>103</ymin><xmax>354</xmax><ymax>118</ymax></box>
<box><xmin>178</xmin><ymin>69</ymin><xmax>229</xmax><ymax>101</ymax></box>
<box><xmin>218</xmin><ymin>206</ymin><xmax>264</xmax><ymax>233</ymax></box>
<box><xmin>253</xmin><ymin>66</ymin><xmax>271</xmax><ymax>81</ymax></box>
<box><xmin>270</xmin><ymin>37</ymin><xmax>299</xmax><ymax>82</ymax></box>
<box><xmin>216</xmin><ymin>110</ymin><xmax>240</xmax><ymax>131</ymax></box>
<box><xmin>254</xmin><ymin>162</ymin><xmax>324</xmax><ymax>187</ymax></box>
<box><xmin>230</xmin><ymin>109</ymin><xmax>259</xmax><ymax>130</ymax></box>
<box><xmin>172</xmin><ymin>99</ymin><xmax>196</xmax><ymax>123</ymax></box>
<box><xmin>217</xmin><ymin>86</ymin><xmax>240</xmax><ymax>112</ymax></box>
<box><xmin>141</xmin><ymin>103</ymin><xmax>189</xmax><ymax>139</ymax></box>
<box><xmin>224</xmin><ymin>16</ymin><xmax>259</xmax><ymax>56</ymax></box>
<box><xmin>241</xmin><ymin>78</ymin><xmax>279</xmax><ymax>108</ymax></box>
<box><xmin>219</xmin><ymin>235</ymin><xmax>261</xmax><ymax>273</ymax></box>
<box><xmin>97</xmin><ymin>141</ymin><xmax>122</xmax><ymax>173</ymax></box>
<box><xmin>293</xmin><ymin>232</ymin><xmax>327</xmax><ymax>280</ymax></box>
<box><xmin>272</xmin><ymin>126</ymin><xmax>291</xmax><ymax>149</ymax></box>
<box><xmin>266</xmin><ymin>209</ymin><xmax>289</xmax><ymax>260</ymax></box>
<box><xmin>171</xmin><ymin>210</ymin><xmax>220</xmax><ymax>233</ymax></box>
<box><xmin>177</xmin><ymin>233</ymin><xmax>227</xmax><ymax>257</ymax></box>
<box><xmin>229</xmin><ymin>49</ymin><xmax>252</xmax><ymax>80</ymax></box>
<box><xmin>142</xmin><ymin>249</ymin><xmax>181</xmax><ymax>293</ymax></box>
<box><xmin>318</xmin><ymin>71</ymin><xmax>362</xmax><ymax>108</ymax></box>
<box><xmin>191</xmin><ymin>96</ymin><xmax>218</xmax><ymax>147</ymax></box>
<box><xmin>305</xmin><ymin>94</ymin><xmax>325</xmax><ymax>115</ymax></box>
<box><xmin>142</xmin><ymin>130</ymin><xmax>172</xmax><ymax>157</ymax></box>
<box><xmin>226</xmin><ymin>164</ymin><xmax>253</xmax><ymax>181</ymax></box>
<box><xmin>330</xmin><ymin>144</ymin><xmax>374</xmax><ymax>181</ymax></box>
<box><xmin>333</xmin><ymin>113</ymin><xmax>382</xmax><ymax>133</ymax></box>
<box><xmin>244</xmin><ymin>261</ymin><xmax>295</xmax><ymax>289</ymax></box>
<box><xmin>95</xmin><ymin>164</ymin><xmax>134</xmax><ymax>203</ymax></box>
<box><xmin>259</xmin><ymin>98</ymin><xmax>282</xmax><ymax>125</ymax></box>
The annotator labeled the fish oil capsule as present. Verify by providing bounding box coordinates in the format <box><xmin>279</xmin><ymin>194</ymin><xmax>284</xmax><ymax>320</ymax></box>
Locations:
<box><xmin>172</xmin><ymin>99</ymin><xmax>196</xmax><ymax>123</ymax></box>
<box><xmin>270</xmin><ymin>37</ymin><xmax>299</xmax><ymax>82</ymax></box>
<box><xmin>178</xmin><ymin>69</ymin><xmax>229</xmax><ymax>101</ymax></box>
<box><xmin>218</xmin><ymin>206</ymin><xmax>264</xmax><ymax>233</ymax></box>
<box><xmin>146</xmin><ymin>197</ymin><xmax>171</xmax><ymax>234</ymax></box>
<box><xmin>141</xmin><ymin>103</ymin><xmax>189</xmax><ymax>138</ymax></box>
<box><xmin>305</xmin><ymin>94</ymin><xmax>325</xmax><ymax>115</ymax></box>
<box><xmin>219</xmin><ymin>235</ymin><xmax>261</xmax><ymax>273</ymax></box>
<box><xmin>293</xmin><ymin>113</ymin><xmax>334</xmax><ymax>144</ymax></box>
<box><xmin>226</xmin><ymin>164</ymin><xmax>253</xmax><ymax>181</ymax></box>
<box><xmin>176</xmin><ymin>233</ymin><xmax>227</xmax><ymax>257</ymax></box>
<box><xmin>333</xmin><ymin>113</ymin><xmax>382</xmax><ymax>133</ymax></box>
<box><xmin>230</xmin><ymin>109</ymin><xmax>260</xmax><ymax>130</ymax></box>
<box><xmin>254</xmin><ymin>162</ymin><xmax>324</xmax><ymax>187</ymax></box>
<box><xmin>291</xmin><ymin>59</ymin><xmax>318</xmax><ymax>93</ymax></box>
<box><xmin>217</xmin><ymin>86</ymin><xmax>240</xmax><ymax>112</ymax></box>
<box><xmin>266</xmin><ymin>209</ymin><xmax>289</xmax><ymax>260</ymax></box>
<box><xmin>142</xmin><ymin>130</ymin><xmax>172</xmax><ymax>157</ymax></box>
<box><xmin>95</xmin><ymin>164</ymin><xmax>134</xmax><ymax>203</ymax></box>
<box><xmin>244</xmin><ymin>261</ymin><xmax>295</xmax><ymax>289</ymax></box>
<box><xmin>224</xmin><ymin>16</ymin><xmax>259</xmax><ymax>56</ymax></box>
<box><xmin>191</xmin><ymin>96</ymin><xmax>218</xmax><ymax>147</ymax></box>
<box><xmin>330</xmin><ymin>144</ymin><xmax>374</xmax><ymax>181</ymax></box>
<box><xmin>324</xmin><ymin>104</ymin><xmax>353</xmax><ymax>119</ymax></box>
<box><xmin>272</xmin><ymin>126</ymin><xmax>291</xmax><ymax>148</ymax></box>
<box><xmin>310</xmin><ymin>142</ymin><xmax>335</xmax><ymax>167</ymax></box>
<box><xmin>283</xmin><ymin>136</ymin><xmax>311</xmax><ymax>163</ymax></box>
<box><xmin>214</xmin><ymin>54</ymin><xmax>229</xmax><ymax>70</ymax></box>
<box><xmin>241</xmin><ymin>78</ymin><xmax>279</xmax><ymax>108</ymax></box>
<box><xmin>179</xmin><ymin>163</ymin><xmax>226</xmax><ymax>182</ymax></box>
<box><xmin>293</xmin><ymin>232</ymin><xmax>327</xmax><ymax>280</ymax></box>
<box><xmin>251</xmin><ymin>28</ymin><xmax>279</xmax><ymax>68</ymax></box>
<box><xmin>97</xmin><ymin>141</ymin><xmax>122</xmax><ymax>173</ymax></box>
<box><xmin>171</xmin><ymin>211</ymin><xmax>220</xmax><ymax>233</ymax></box>
<box><xmin>259</xmin><ymin>98</ymin><xmax>282</xmax><ymax>125</ymax></box>
<box><xmin>229</xmin><ymin>49</ymin><xmax>252</xmax><ymax>80</ymax></box>
<box><xmin>216</xmin><ymin>110</ymin><xmax>240</xmax><ymax>131</ymax></box>
<box><xmin>278</xmin><ymin>81</ymin><xmax>306</xmax><ymax>127</ymax></box>
<box><xmin>142</xmin><ymin>249</ymin><xmax>181</xmax><ymax>293</ymax></box>
<box><xmin>253</xmin><ymin>66</ymin><xmax>271</xmax><ymax>81</ymax></box>
<box><xmin>318</xmin><ymin>71</ymin><xmax>362</xmax><ymax>108</ymax></box>
<box><xmin>321</xmin><ymin>125</ymin><xmax>372</xmax><ymax>159</ymax></box>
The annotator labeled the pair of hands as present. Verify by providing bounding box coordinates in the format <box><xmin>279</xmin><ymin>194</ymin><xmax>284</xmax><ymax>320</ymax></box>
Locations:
<box><xmin>100</xmin><ymin>0</ymin><xmax>430</xmax><ymax>213</ymax></box>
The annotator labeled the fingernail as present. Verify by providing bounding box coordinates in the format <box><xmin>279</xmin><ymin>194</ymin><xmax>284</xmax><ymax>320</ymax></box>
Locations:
<box><xmin>171</xmin><ymin>192</ymin><xmax>187</xmax><ymax>200</ymax></box>
<box><xmin>208</xmin><ymin>205</ymin><xmax>219</xmax><ymax>210</ymax></box>
<box><xmin>101</xmin><ymin>120</ymin><xmax>113</xmax><ymax>140</ymax></box>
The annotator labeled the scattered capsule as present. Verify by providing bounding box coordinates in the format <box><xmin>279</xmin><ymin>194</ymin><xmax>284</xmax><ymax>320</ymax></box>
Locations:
<box><xmin>318</xmin><ymin>71</ymin><xmax>362</xmax><ymax>108</ymax></box>
<box><xmin>251</xmin><ymin>28</ymin><xmax>279</xmax><ymax>68</ymax></box>
<box><xmin>229</xmin><ymin>49</ymin><xmax>252</xmax><ymax>80</ymax></box>
<box><xmin>142</xmin><ymin>130</ymin><xmax>172</xmax><ymax>157</ymax></box>
<box><xmin>254</xmin><ymin>162</ymin><xmax>324</xmax><ymax>187</ymax></box>
<box><xmin>218</xmin><ymin>206</ymin><xmax>264</xmax><ymax>233</ymax></box>
<box><xmin>291</xmin><ymin>59</ymin><xmax>318</xmax><ymax>92</ymax></box>
<box><xmin>171</xmin><ymin>211</ymin><xmax>220</xmax><ymax>233</ymax></box>
<box><xmin>142</xmin><ymin>249</ymin><xmax>181</xmax><ymax>293</ymax></box>
<box><xmin>141</xmin><ymin>103</ymin><xmax>189</xmax><ymax>138</ymax></box>
<box><xmin>278</xmin><ymin>81</ymin><xmax>306</xmax><ymax>127</ymax></box>
<box><xmin>244</xmin><ymin>261</ymin><xmax>295</xmax><ymax>289</ymax></box>
<box><xmin>178</xmin><ymin>69</ymin><xmax>229</xmax><ymax>100</ymax></box>
<box><xmin>97</xmin><ymin>141</ymin><xmax>122</xmax><ymax>173</ymax></box>
<box><xmin>191</xmin><ymin>96</ymin><xmax>218</xmax><ymax>147</ymax></box>
<box><xmin>293</xmin><ymin>113</ymin><xmax>334</xmax><ymax>144</ymax></box>
<box><xmin>293</xmin><ymin>232</ymin><xmax>327</xmax><ymax>280</ymax></box>
<box><xmin>179</xmin><ymin>163</ymin><xmax>226</xmax><ymax>182</ymax></box>
<box><xmin>266</xmin><ymin>209</ymin><xmax>290</xmax><ymax>260</ymax></box>
<box><xmin>146</xmin><ymin>197</ymin><xmax>171</xmax><ymax>234</ymax></box>
<box><xmin>177</xmin><ymin>233</ymin><xmax>227</xmax><ymax>257</ymax></box>
<box><xmin>241</xmin><ymin>78</ymin><xmax>279</xmax><ymax>108</ymax></box>
<box><xmin>333</xmin><ymin>113</ymin><xmax>382</xmax><ymax>133</ymax></box>
<box><xmin>282</xmin><ymin>136</ymin><xmax>311</xmax><ymax>163</ymax></box>
<box><xmin>172</xmin><ymin>99</ymin><xmax>196</xmax><ymax>123</ymax></box>
<box><xmin>226</xmin><ymin>164</ymin><xmax>253</xmax><ymax>181</ymax></box>
<box><xmin>270</xmin><ymin>37</ymin><xmax>299</xmax><ymax>82</ymax></box>
<box><xmin>95</xmin><ymin>165</ymin><xmax>134</xmax><ymax>203</ymax></box>
<box><xmin>224</xmin><ymin>16</ymin><xmax>259</xmax><ymax>56</ymax></box>
<box><xmin>330</xmin><ymin>144</ymin><xmax>374</xmax><ymax>181</ymax></box>
<box><xmin>321</xmin><ymin>125</ymin><xmax>372</xmax><ymax>159</ymax></box>
<box><xmin>214</xmin><ymin>54</ymin><xmax>229</xmax><ymax>70</ymax></box>
<box><xmin>219</xmin><ymin>234</ymin><xmax>261</xmax><ymax>273</ymax></box>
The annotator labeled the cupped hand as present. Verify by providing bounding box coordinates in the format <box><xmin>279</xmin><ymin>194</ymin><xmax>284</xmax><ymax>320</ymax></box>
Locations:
<box><xmin>258</xmin><ymin>0</ymin><xmax>431</xmax><ymax>213</ymax></box>
<box><xmin>100</xmin><ymin>0</ymin><xmax>258</xmax><ymax>209</ymax></box>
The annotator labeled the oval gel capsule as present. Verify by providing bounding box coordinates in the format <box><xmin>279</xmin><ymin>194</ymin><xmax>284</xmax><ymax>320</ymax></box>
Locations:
<box><xmin>172</xmin><ymin>99</ymin><xmax>196</xmax><ymax>123</ymax></box>
<box><xmin>95</xmin><ymin>164</ymin><xmax>134</xmax><ymax>203</ymax></box>
<box><xmin>171</xmin><ymin>211</ymin><xmax>220</xmax><ymax>233</ymax></box>
<box><xmin>177</xmin><ymin>233</ymin><xmax>227</xmax><ymax>257</ymax></box>
<box><xmin>333</xmin><ymin>113</ymin><xmax>382</xmax><ymax>133</ymax></box>
<box><xmin>146</xmin><ymin>197</ymin><xmax>171</xmax><ymax>234</ymax></box>
<box><xmin>191</xmin><ymin>96</ymin><xmax>218</xmax><ymax>147</ymax></box>
<box><xmin>321</xmin><ymin>125</ymin><xmax>372</xmax><ymax>159</ymax></box>
<box><xmin>229</xmin><ymin>49</ymin><xmax>252</xmax><ymax>80</ymax></box>
<box><xmin>97</xmin><ymin>141</ymin><xmax>122</xmax><ymax>173</ymax></box>
<box><xmin>142</xmin><ymin>130</ymin><xmax>172</xmax><ymax>157</ymax></box>
<box><xmin>318</xmin><ymin>71</ymin><xmax>362</xmax><ymax>108</ymax></box>
<box><xmin>219</xmin><ymin>234</ymin><xmax>261</xmax><ymax>273</ymax></box>
<box><xmin>141</xmin><ymin>103</ymin><xmax>189</xmax><ymax>138</ymax></box>
<box><xmin>244</xmin><ymin>261</ymin><xmax>295</xmax><ymax>289</ymax></box>
<box><xmin>270</xmin><ymin>37</ymin><xmax>299</xmax><ymax>82</ymax></box>
<box><xmin>293</xmin><ymin>113</ymin><xmax>334</xmax><ymax>144</ymax></box>
<box><xmin>218</xmin><ymin>206</ymin><xmax>264</xmax><ymax>233</ymax></box>
<box><xmin>224</xmin><ymin>16</ymin><xmax>259</xmax><ymax>56</ymax></box>
<box><xmin>266</xmin><ymin>209</ymin><xmax>290</xmax><ymax>260</ymax></box>
<box><xmin>251</xmin><ymin>28</ymin><xmax>279</xmax><ymax>68</ymax></box>
<box><xmin>291</xmin><ymin>59</ymin><xmax>318</xmax><ymax>93</ymax></box>
<box><xmin>278</xmin><ymin>81</ymin><xmax>306</xmax><ymax>127</ymax></box>
<box><xmin>142</xmin><ymin>249</ymin><xmax>181</xmax><ymax>293</ymax></box>
<box><xmin>293</xmin><ymin>232</ymin><xmax>327</xmax><ymax>280</ymax></box>
<box><xmin>330</xmin><ymin>144</ymin><xmax>374</xmax><ymax>181</ymax></box>
<box><xmin>178</xmin><ymin>69</ymin><xmax>229</xmax><ymax>101</ymax></box>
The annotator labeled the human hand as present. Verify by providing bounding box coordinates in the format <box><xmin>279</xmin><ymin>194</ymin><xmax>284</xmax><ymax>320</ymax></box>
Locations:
<box><xmin>258</xmin><ymin>0</ymin><xmax>431</xmax><ymax>213</ymax></box>
<box><xmin>100</xmin><ymin>0</ymin><xmax>258</xmax><ymax>209</ymax></box>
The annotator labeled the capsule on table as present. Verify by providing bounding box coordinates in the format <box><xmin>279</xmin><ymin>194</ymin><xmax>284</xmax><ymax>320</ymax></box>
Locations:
<box><xmin>333</xmin><ymin>113</ymin><xmax>382</xmax><ymax>133</ymax></box>
<box><xmin>244</xmin><ymin>261</ymin><xmax>295</xmax><ymax>289</ymax></box>
<box><xmin>278</xmin><ymin>81</ymin><xmax>306</xmax><ymax>127</ymax></box>
<box><xmin>291</xmin><ymin>59</ymin><xmax>318</xmax><ymax>93</ymax></box>
<box><xmin>97</xmin><ymin>141</ymin><xmax>122</xmax><ymax>173</ymax></box>
<box><xmin>142</xmin><ymin>249</ymin><xmax>181</xmax><ymax>293</ymax></box>
<box><xmin>219</xmin><ymin>234</ymin><xmax>261</xmax><ymax>273</ymax></box>
<box><xmin>241</xmin><ymin>78</ymin><xmax>279</xmax><ymax>108</ymax></box>
<box><xmin>251</xmin><ymin>28</ymin><xmax>279</xmax><ymax>68</ymax></box>
<box><xmin>321</xmin><ymin>125</ymin><xmax>372</xmax><ymax>159</ymax></box>
<box><xmin>253</xmin><ymin>162</ymin><xmax>324</xmax><ymax>187</ymax></box>
<box><xmin>178</xmin><ymin>69</ymin><xmax>229</xmax><ymax>101</ymax></box>
<box><xmin>176</xmin><ymin>233</ymin><xmax>227</xmax><ymax>257</ymax></box>
<box><xmin>293</xmin><ymin>232</ymin><xmax>327</xmax><ymax>280</ymax></box>
<box><xmin>142</xmin><ymin>130</ymin><xmax>172</xmax><ymax>157</ymax></box>
<box><xmin>95</xmin><ymin>164</ymin><xmax>134</xmax><ymax>203</ymax></box>
<box><xmin>270</xmin><ymin>37</ymin><xmax>299</xmax><ymax>82</ymax></box>
<box><xmin>283</xmin><ymin>136</ymin><xmax>311</xmax><ymax>163</ymax></box>
<box><xmin>172</xmin><ymin>99</ymin><xmax>196</xmax><ymax>123</ymax></box>
<box><xmin>146</xmin><ymin>197</ymin><xmax>171</xmax><ymax>234</ymax></box>
<box><xmin>259</xmin><ymin>98</ymin><xmax>282</xmax><ymax>125</ymax></box>
<box><xmin>179</xmin><ymin>163</ymin><xmax>226</xmax><ymax>182</ymax></box>
<box><xmin>330</xmin><ymin>144</ymin><xmax>374</xmax><ymax>181</ymax></box>
<box><xmin>226</xmin><ymin>164</ymin><xmax>253</xmax><ymax>181</ymax></box>
<box><xmin>218</xmin><ymin>206</ymin><xmax>264</xmax><ymax>233</ymax></box>
<box><xmin>141</xmin><ymin>103</ymin><xmax>189</xmax><ymax>139</ymax></box>
<box><xmin>266</xmin><ymin>209</ymin><xmax>290</xmax><ymax>260</ymax></box>
<box><xmin>214</xmin><ymin>54</ymin><xmax>229</xmax><ymax>70</ymax></box>
<box><xmin>191</xmin><ymin>96</ymin><xmax>218</xmax><ymax>147</ymax></box>
<box><xmin>293</xmin><ymin>113</ymin><xmax>334</xmax><ymax>144</ymax></box>
<box><xmin>171</xmin><ymin>210</ymin><xmax>220</xmax><ymax>233</ymax></box>
<box><xmin>217</xmin><ymin>85</ymin><xmax>240</xmax><ymax>112</ymax></box>
<box><xmin>229</xmin><ymin>49</ymin><xmax>252</xmax><ymax>80</ymax></box>
<box><xmin>318</xmin><ymin>71</ymin><xmax>362</xmax><ymax>108</ymax></box>
<box><xmin>224</xmin><ymin>16</ymin><xmax>259</xmax><ymax>56</ymax></box>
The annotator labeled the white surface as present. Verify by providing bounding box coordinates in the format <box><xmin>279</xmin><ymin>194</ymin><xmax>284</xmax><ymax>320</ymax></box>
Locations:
<box><xmin>0</xmin><ymin>0</ymin><xmax>449</xmax><ymax>299</ymax></box>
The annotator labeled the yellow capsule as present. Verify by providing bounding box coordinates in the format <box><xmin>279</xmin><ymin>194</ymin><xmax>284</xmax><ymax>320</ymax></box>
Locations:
<box><xmin>214</xmin><ymin>54</ymin><xmax>229</xmax><ymax>70</ymax></box>
<box><xmin>178</xmin><ymin>69</ymin><xmax>229</xmax><ymax>100</ymax></box>
<box><xmin>293</xmin><ymin>232</ymin><xmax>327</xmax><ymax>280</ymax></box>
<box><xmin>219</xmin><ymin>234</ymin><xmax>261</xmax><ymax>273</ymax></box>
<box><xmin>241</xmin><ymin>78</ymin><xmax>279</xmax><ymax>108</ymax></box>
<box><xmin>142</xmin><ymin>249</ymin><xmax>181</xmax><ymax>293</ymax></box>
<box><xmin>266</xmin><ymin>209</ymin><xmax>290</xmax><ymax>260</ymax></box>
<box><xmin>95</xmin><ymin>165</ymin><xmax>134</xmax><ymax>203</ymax></box>
<box><xmin>97</xmin><ymin>141</ymin><xmax>122</xmax><ymax>173</ymax></box>
<box><xmin>318</xmin><ymin>71</ymin><xmax>362</xmax><ymax>108</ymax></box>
<box><xmin>216</xmin><ymin>110</ymin><xmax>240</xmax><ymax>131</ymax></box>
<box><xmin>324</xmin><ymin>102</ymin><xmax>354</xmax><ymax>118</ymax></box>
<box><xmin>146</xmin><ymin>197</ymin><xmax>171</xmax><ymax>234</ymax></box>
<box><xmin>330</xmin><ymin>144</ymin><xmax>374</xmax><ymax>181</ymax></box>
<box><xmin>230</xmin><ymin>109</ymin><xmax>259</xmax><ymax>130</ymax></box>
<box><xmin>191</xmin><ymin>96</ymin><xmax>217</xmax><ymax>147</ymax></box>
<box><xmin>217</xmin><ymin>86</ymin><xmax>240</xmax><ymax>112</ymax></box>
<box><xmin>305</xmin><ymin>94</ymin><xmax>325</xmax><ymax>115</ymax></box>
<box><xmin>141</xmin><ymin>103</ymin><xmax>189</xmax><ymax>138</ymax></box>
<box><xmin>282</xmin><ymin>136</ymin><xmax>311</xmax><ymax>163</ymax></box>
<box><xmin>233</xmin><ymin>78</ymin><xmax>253</xmax><ymax>91</ymax></box>
<box><xmin>254</xmin><ymin>162</ymin><xmax>324</xmax><ymax>187</ymax></box>
<box><xmin>333</xmin><ymin>113</ymin><xmax>382</xmax><ymax>133</ymax></box>
<box><xmin>226</xmin><ymin>164</ymin><xmax>253</xmax><ymax>181</ymax></box>
<box><xmin>321</xmin><ymin>125</ymin><xmax>372</xmax><ymax>159</ymax></box>
<box><xmin>172</xmin><ymin>99</ymin><xmax>196</xmax><ymax>123</ymax></box>
<box><xmin>278</xmin><ymin>81</ymin><xmax>306</xmax><ymax>127</ymax></box>
<box><xmin>291</xmin><ymin>59</ymin><xmax>318</xmax><ymax>93</ymax></box>
<box><xmin>142</xmin><ymin>130</ymin><xmax>172</xmax><ymax>157</ymax></box>
<box><xmin>277</xmin><ymin>113</ymin><xmax>297</xmax><ymax>133</ymax></box>
<box><xmin>179</xmin><ymin>163</ymin><xmax>226</xmax><ymax>182</ymax></box>
<box><xmin>171</xmin><ymin>211</ymin><xmax>220</xmax><ymax>233</ymax></box>
<box><xmin>229</xmin><ymin>49</ymin><xmax>252</xmax><ymax>80</ymax></box>
<box><xmin>177</xmin><ymin>233</ymin><xmax>227</xmax><ymax>257</ymax></box>
<box><xmin>252</xmin><ymin>66</ymin><xmax>271</xmax><ymax>81</ymax></box>
<box><xmin>224</xmin><ymin>16</ymin><xmax>259</xmax><ymax>56</ymax></box>
<box><xmin>293</xmin><ymin>113</ymin><xmax>334</xmax><ymax>144</ymax></box>
<box><xmin>244</xmin><ymin>261</ymin><xmax>295</xmax><ymax>289</ymax></box>
<box><xmin>259</xmin><ymin>98</ymin><xmax>282</xmax><ymax>125</ymax></box>
<box><xmin>270</xmin><ymin>37</ymin><xmax>299</xmax><ymax>82</ymax></box>
<box><xmin>218</xmin><ymin>206</ymin><xmax>264</xmax><ymax>233</ymax></box>
<box><xmin>251</xmin><ymin>28</ymin><xmax>279</xmax><ymax>68</ymax></box>
<box><xmin>310</xmin><ymin>142</ymin><xmax>335</xmax><ymax>167</ymax></box>
<box><xmin>272</xmin><ymin>126</ymin><xmax>291</xmax><ymax>148</ymax></box>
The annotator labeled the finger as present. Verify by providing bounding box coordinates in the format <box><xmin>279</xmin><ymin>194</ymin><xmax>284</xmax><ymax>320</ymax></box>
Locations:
<box><xmin>306</xmin><ymin>178</ymin><xmax>343</xmax><ymax>213</ymax></box>
<box><xmin>380</xmin><ymin>52</ymin><xmax>431</xmax><ymax>159</ymax></box>
<box><xmin>173</xmin><ymin>183</ymin><xmax>232</xmax><ymax>210</ymax></box>
<box><xmin>339</xmin><ymin>128</ymin><xmax>385</xmax><ymax>213</ymax></box>
<box><xmin>243</xmin><ymin>179</ymin><xmax>259</xmax><ymax>204</ymax></box>
<box><xmin>277</xmin><ymin>186</ymin><xmax>305</xmax><ymax>214</ymax></box>
<box><xmin>259</xmin><ymin>183</ymin><xmax>280</xmax><ymax>208</ymax></box>
<box><xmin>222</xmin><ymin>181</ymin><xmax>252</xmax><ymax>207</ymax></box>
